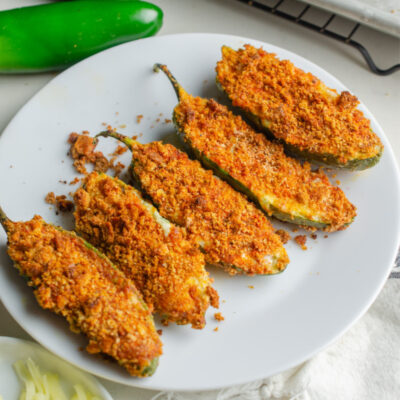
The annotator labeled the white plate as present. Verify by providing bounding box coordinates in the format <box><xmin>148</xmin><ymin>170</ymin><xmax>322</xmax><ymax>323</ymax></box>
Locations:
<box><xmin>0</xmin><ymin>33</ymin><xmax>399</xmax><ymax>392</ymax></box>
<box><xmin>0</xmin><ymin>336</ymin><xmax>113</xmax><ymax>399</ymax></box>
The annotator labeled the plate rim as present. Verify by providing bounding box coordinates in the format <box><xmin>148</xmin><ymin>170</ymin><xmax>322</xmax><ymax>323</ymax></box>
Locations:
<box><xmin>0</xmin><ymin>32</ymin><xmax>399</xmax><ymax>392</ymax></box>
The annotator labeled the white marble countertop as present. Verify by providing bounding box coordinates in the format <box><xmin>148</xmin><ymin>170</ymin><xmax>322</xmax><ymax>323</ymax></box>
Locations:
<box><xmin>0</xmin><ymin>1</ymin><xmax>399</xmax><ymax>399</ymax></box>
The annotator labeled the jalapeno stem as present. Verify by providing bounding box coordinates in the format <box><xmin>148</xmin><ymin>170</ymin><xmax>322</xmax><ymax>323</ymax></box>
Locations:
<box><xmin>153</xmin><ymin>63</ymin><xmax>183</xmax><ymax>101</ymax></box>
<box><xmin>96</xmin><ymin>130</ymin><xmax>140</xmax><ymax>150</ymax></box>
<box><xmin>0</xmin><ymin>205</ymin><xmax>10</xmax><ymax>232</ymax></box>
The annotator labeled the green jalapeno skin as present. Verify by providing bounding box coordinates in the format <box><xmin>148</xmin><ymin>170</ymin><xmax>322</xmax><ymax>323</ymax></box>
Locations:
<box><xmin>0</xmin><ymin>1</ymin><xmax>163</xmax><ymax>73</ymax></box>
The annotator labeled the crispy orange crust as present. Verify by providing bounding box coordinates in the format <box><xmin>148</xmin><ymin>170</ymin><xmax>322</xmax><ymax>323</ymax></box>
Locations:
<box><xmin>174</xmin><ymin>93</ymin><xmax>357</xmax><ymax>231</ymax></box>
<box><xmin>216</xmin><ymin>45</ymin><xmax>383</xmax><ymax>164</ymax></box>
<box><xmin>130</xmin><ymin>141</ymin><xmax>288</xmax><ymax>275</ymax></box>
<box><xmin>4</xmin><ymin>216</ymin><xmax>162</xmax><ymax>376</ymax></box>
<box><xmin>74</xmin><ymin>172</ymin><xmax>217</xmax><ymax>329</ymax></box>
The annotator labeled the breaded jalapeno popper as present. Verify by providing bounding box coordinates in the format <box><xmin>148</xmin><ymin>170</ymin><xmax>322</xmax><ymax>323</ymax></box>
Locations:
<box><xmin>0</xmin><ymin>207</ymin><xmax>162</xmax><ymax>377</ymax></box>
<box><xmin>216</xmin><ymin>45</ymin><xmax>383</xmax><ymax>170</ymax></box>
<box><xmin>97</xmin><ymin>131</ymin><xmax>289</xmax><ymax>276</ymax></box>
<box><xmin>154</xmin><ymin>64</ymin><xmax>356</xmax><ymax>232</ymax></box>
<box><xmin>74</xmin><ymin>172</ymin><xmax>218</xmax><ymax>329</ymax></box>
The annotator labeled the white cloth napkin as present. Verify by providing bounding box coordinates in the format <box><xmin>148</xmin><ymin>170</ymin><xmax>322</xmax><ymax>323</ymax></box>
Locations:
<box><xmin>150</xmin><ymin>268</ymin><xmax>400</xmax><ymax>400</ymax></box>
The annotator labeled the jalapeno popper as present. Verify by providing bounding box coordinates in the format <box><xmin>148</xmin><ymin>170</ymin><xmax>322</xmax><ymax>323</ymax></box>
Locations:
<box><xmin>74</xmin><ymin>172</ymin><xmax>218</xmax><ymax>329</ymax></box>
<box><xmin>0</xmin><ymin>207</ymin><xmax>162</xmax><ymax>377</ymax></box>
<box><xmin>154</xmin><ymin>64</ymin><xmax>357</xmax><ymax>231</ymax></box>
<box><xmin>216</xmin><ymin>45</ymin><xmax>383</xmax><ymax>170</ymax></box>
<box><xmin>97</xmin><ymin>131</ymin><xmax>289</xmax><ymax>276</ymax></box>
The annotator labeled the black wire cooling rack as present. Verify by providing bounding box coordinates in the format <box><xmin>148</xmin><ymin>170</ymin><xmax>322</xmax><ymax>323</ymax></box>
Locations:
<box><xmin>233</xmin><ymin>0</ymin><xmax>400</xmax><ymax>76</ymax></box>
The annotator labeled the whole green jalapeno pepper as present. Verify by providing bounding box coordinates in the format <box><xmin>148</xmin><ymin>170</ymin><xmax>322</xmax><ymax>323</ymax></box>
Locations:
<box><xmin>0</xmin><ymin>1</ymin><xmax>163</xmax><ymax>73</ymax></box>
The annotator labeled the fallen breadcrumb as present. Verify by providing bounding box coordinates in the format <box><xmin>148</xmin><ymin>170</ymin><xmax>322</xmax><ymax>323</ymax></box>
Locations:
<box><xmin>275</xmin><ymin>229</ymin><xmax>291</xmax><ymax>244</ymax></box>
<box><xmin>294</xmin><ymin>235</ymin><xmax>307</xmax><ymax>250</ymax></box>
<box><xmin>45</xmin><ymin>192</ymin><xmax>73</xmax><ymax>213</ymax></box>
<box><xmin>112</xmin><ymin>145</ymin><xmax>128</xmax><ymax>157</ymax></box>
<box><xmin>110</xmin><ymin>160</ymin><xmax>125</xmax><ymax>177</ymax></box>
<box><xmin>55</xmin><ymin>196</ymin><xmax>74</xmax><ymax>213</ymax></box>
<box><xmin>68</xmin><ymin>132</ymin><xmax>109</xmax><ymax>175</ymax></box>
<box><xmin>214</xmin><ymin>312</ymin><xmax>224</xmax><ymax>321</ymax></box>
<box><xmin>69</xmin><ymin>177</ymin><xmax>80</xmax><ymax>185</ymax></box>
<box><xmin>68</xmin><ymin>132</ymin><xmax>127</xmax><ymax>178</ymax></box>
<box><xmin>45</xmin><ymin>192</ymin><xmax>56</xmax><ymax>205</ymax></box>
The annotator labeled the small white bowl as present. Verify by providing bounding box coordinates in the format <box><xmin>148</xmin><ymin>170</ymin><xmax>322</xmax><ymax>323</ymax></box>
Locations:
<box><xmin>0</xmin><ymin>336</ymin><xmax>113</xmax><ymax>399</ymax></box>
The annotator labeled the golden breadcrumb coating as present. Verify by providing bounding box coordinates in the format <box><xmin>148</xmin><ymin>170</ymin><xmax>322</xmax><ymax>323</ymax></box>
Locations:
<box><xmin>130</xmin><ymin>141</ymin><xmax>288</xmax><ymax>275</ymax></box>
<box><xmin>216</xmin><ymin>45</ymin><xmax>383</xmax><ymax>164</ymax></box>
<box><xmin>174</xmin><ymin>92</ymin><xmax>356</xmax><ymax>231</ymax></box>
<box><xmin>4</xmin><ymin>215</ymin><xmax>161</xmax><ymax>376</ymax></box>
<box><xmin>74</xmin><ymin>172</ymin><xmax>218</xmax><ymax>329</ymax></box>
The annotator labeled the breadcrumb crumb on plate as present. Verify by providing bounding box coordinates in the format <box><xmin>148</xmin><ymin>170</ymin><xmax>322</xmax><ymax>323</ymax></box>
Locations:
<box><xmin>45</xmin><ymin>192</ymin><xmax>74</xmax><ymax>214</ymax></box>
<box><xmin>68</xmin><ymin>133</ymin><xmax>109</xmax><ymax>175</ymax></box>
<box><xmin>294</xmin><ymin>235</ymin><xmax>307</xmax><ymax>250</ymax></box>
<box><xmin>214</xmin><ymin>312</ymin><xmax>224</xmax><ymax>321</ymax></box>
